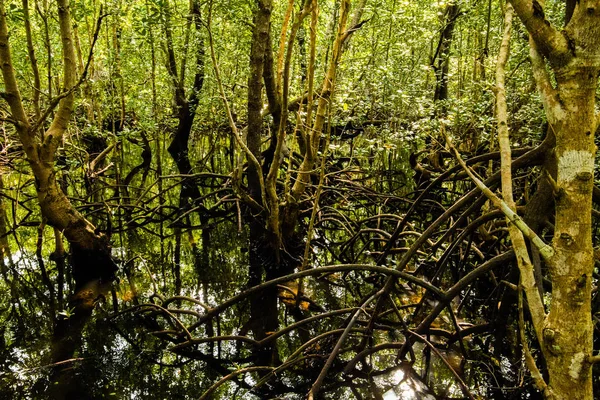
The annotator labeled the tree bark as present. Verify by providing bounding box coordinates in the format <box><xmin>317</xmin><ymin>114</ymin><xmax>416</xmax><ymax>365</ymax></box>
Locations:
<box><xmin>246</xmin><ymin>0</ymin><xmax>280</xmax><ymax>370</ymax></box>
<box><xmin>508</xmin><ymin>1</ymin><xmax>600</xmax><ymax>398</ymax></box>
<box><xmin>165</xmin><ymin>0</ymin><xmax>205</xmax><ymax>208</ymax></box>
<box><xmin>0</xmin><ymin>0</ymin><xmax>117</xmax><ymax>397</ymax></box>
<box><xmin>542</xmin><ymin>67</ymin><xmax>596</xmax><ymax>400</ymax></box>
<box><xmin>432</xmin><ymin>2</ymin><xmax>460</xmax><ymax>105</ymax></box>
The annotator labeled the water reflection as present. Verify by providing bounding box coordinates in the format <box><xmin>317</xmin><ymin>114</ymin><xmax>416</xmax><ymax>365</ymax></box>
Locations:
<box><xmin>377</xmin><ymin>367</ymin><xmax>436</xmax><ymax>400</ymax></box>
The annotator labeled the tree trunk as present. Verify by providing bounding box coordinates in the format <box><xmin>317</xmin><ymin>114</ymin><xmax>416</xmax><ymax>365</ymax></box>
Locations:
<box><xmin>246</xmin><ymin>0</ymin><xmax>280</xmax><ymax>369</ymax></box>
<box><xmin>164</xmin><ymin>0</ymin><xmax>205</xmax><ymax>209</ymax></box>
<box><xmin>433</xmin><ymin>3</ymin><xmax>460</xmax><ymax>105</ymax></box>
<box><xmin>508</xmin><ymin>1</ymin><xmax>600</xmax><ymax>398</ymax></box>
<box><xmin>0</xmin><ymin>0</ymin><xmax>118</xmax><ymax>397</ymax></box>
<box><xmin>543</xmin><ymin>69</ymin><xmax>596</xmax><ymax>400</ymax></box>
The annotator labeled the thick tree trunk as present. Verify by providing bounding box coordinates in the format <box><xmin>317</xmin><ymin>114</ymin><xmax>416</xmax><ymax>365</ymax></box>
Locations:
<box><xmin>508</xmin><ymin>1</ymin><xmax>600</xmax><ymax>398</ymax></box>
<box><xmin>543</xmin><ymin>70</ymin><xmax>596</xmax><ymax>400</ymax></box>
<box><xmin>246</xmin><ymin>0</ymin><xmax>280</xmax><ymax>369</ymax></box>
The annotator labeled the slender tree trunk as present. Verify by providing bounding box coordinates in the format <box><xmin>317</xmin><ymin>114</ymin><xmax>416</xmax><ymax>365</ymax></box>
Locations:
<box><xmin>161</xmin><ymin>0</ymin><xmax>206</xmax><ymax>298</ymax></box>
<box><xmin>163</xmin><ymin>0</ymin><xmax>205</xmax><ymax>208</ymax></box>
<box><xmin>433</xmin><ymin>3</ymin><xmax>460</xmax><ymax>106</ymax></box>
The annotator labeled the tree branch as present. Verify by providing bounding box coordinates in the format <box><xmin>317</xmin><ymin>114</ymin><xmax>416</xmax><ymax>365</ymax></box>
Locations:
<box><xmin>291</xmin><ymin>0</ymin><xmax>350</xmax><ymax>201</ymax></box>
<box><xmin>34</xmin><ymin>7</ymin><xmax>106</xmax><ymax>146</ymax></box>
<box><xmin>443</xmin><ymin>129</ymin><xmax>554</xmax><ymax>262</ymax></box>
<box><xmin>495</xmin><ymin>2</ymin><xmax>547</xmax><ymax>342</ymax></box>
<box><xmin>529</xmin><ymin>38</ymin><xmax>561</xmax><ymax>124</ymax></box>
<box><xmin>0</xmin><ymin>0</ymin><xmax>31</xmax><ymax>132</ymax></box>
<box><xmin>43</xmin><ymin>0</ymin><xmax>78</xmax><ymax>149</ymax></box>
<box><xmin>509</xmin><ymin>0</ymin><xmax>571</xmax><ymax>64</ymax></box>
<box><xmin>519</xmin><ymin>283</ymin><xmax>553</xmax><ymax>398</ymax></box>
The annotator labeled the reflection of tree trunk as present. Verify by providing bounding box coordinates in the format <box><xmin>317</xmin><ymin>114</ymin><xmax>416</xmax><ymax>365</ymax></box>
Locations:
<box><xmin>248</xmin><ymin>227</ymin><xmax>280</xmax><ymax>366</ymax></box>
<box><xmin>174</xmin><ymin>224</ymin><xmax>182</xmax><ymax>295</ymax></box>
<box><xmin>0</xmin><ymin>176</ymin><xmax>13</xmax><ymax>279</ymax></box>
<box><xmin>119</xmin><ymin>134</ymin><xmax>152</xmax><ymax>303</ymax></box>
<box><xmin>162</xmin><ymin>0</ymin><xmax>205</xmax><ymax>295</ymax></box>
<box><xmin>0</xmin><ymin>177</ymin><xmax>22</xmax><ymax>338</ymax></box>
<box><xmin>0</xmin><ymin>1</ymin><xmax>117</xmax><ymax>398</ymax></box>
<box><xmin>123</xmin><ymin>132</ymin><xmax>152</xmax><ymax>205</ymax></box>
